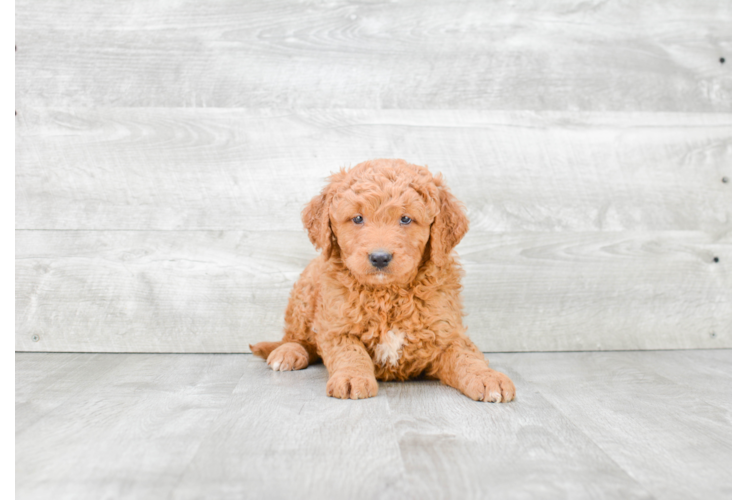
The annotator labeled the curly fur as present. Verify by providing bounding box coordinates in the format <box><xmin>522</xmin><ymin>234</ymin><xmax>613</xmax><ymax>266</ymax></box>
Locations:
<box><xmin>250</xmin><ymin>159</ymin><xmax>515</xmax><ymax>402</ymax></box>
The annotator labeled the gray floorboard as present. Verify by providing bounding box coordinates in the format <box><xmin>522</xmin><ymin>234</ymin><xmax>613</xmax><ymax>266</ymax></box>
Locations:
<box><xmin>724</xmin><ymin>349</ymin><xmax>748</xmax><ymax>500</ymax></box>
<box><xmin>500</xmin><ymin>351</ymin><xmax>732</xmax><ymax>500</ymax></box>
<box><xmin>15</xmin><ymin>350</ymin><xmax>731</xmax><ymax>500</ymax></box>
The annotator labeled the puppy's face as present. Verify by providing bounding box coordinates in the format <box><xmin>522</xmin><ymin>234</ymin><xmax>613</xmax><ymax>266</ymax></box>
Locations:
<box><xmin>302</xmin><ymin>159</ymin><xmax>469</xmax><ymax>287</ymax></box>
<box><xmin>330</xmin><ymin>181</ymin><xmax>434</xmax><ymax>286</ymax></box>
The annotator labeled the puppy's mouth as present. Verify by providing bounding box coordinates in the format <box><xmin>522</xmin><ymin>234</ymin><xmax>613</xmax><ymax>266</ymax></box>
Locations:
<box><xmin>368</xmin><ymin>269</ymin><xmax>391</xmax><ymax>281</ymax></box>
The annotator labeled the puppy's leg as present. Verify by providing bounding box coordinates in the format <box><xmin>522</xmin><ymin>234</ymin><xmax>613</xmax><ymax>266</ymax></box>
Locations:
<box><xmin>320</xmin><ymin>336</ymin><xmax>378</xmax><ymax>400</ymax></box>
<box><xmin>428</xmin><ymin>343</ymin><xmax>515</xmax><ymax>403</ymax></box>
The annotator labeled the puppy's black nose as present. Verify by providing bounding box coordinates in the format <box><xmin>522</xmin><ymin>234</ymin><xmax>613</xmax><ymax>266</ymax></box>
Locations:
<box><xmin>369</xmin><ymin>251</ymin><xmax>392</xmax><ymax>269</ymax></box>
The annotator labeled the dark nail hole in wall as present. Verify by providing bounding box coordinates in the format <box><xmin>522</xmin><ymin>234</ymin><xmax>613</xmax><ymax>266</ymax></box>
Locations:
<box><xmin>720</xmin><ymin>57</ymin><xmax>725</xmax><ymax>63</ymax></box>
<box><xmin>713</xmin><ymin>257</ymin><xmax>719</xmax><ymax>263</ymax></box>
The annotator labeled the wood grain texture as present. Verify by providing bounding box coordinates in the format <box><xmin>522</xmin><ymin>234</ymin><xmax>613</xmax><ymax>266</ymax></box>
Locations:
<box><xmin>171</xmin><ymin>355</ymin><xmax>406</xmax><ymax>500</ymax></box>
<box><xmin>13</xmin><ymin>0</ymin><xmax>733</xmax><ymax>356</ymax></box>
<box><xmin>500</xmin><ymin>351</ymin><xmax>732</xmax><ymax>500</ymax></box>
<box><xmin>724</xmin><ymin>349</ymin><xmax>748</xmax><ymax>500</ymax></box>
<box><xmin>16</xmin><ymin>108</ymin><xmax>732</xmax><ymax>232</ymax></box>
<box><xmin>462</xmin><ymin>230</ymin><xmax>731</xmax><ymax>351</ymax></box>
<box><xmin>727</xmin><ymin>116</ymin><xmax>748</xmax><ymax>348</ymax></box>
<box><xmin>15</xmin><ymin>350</ymin><xmax>731</xmax><ymax>500</ymax></box>
<box><xmin>15</xmin><ymin>353</ymin><xmax>248</xmax><ymax>500</ymax></box>
<box><xmin>15</xmin><ymin>231</ymin><xmax>311</xmax><ymax>353</ymax></box>
<box><xmin>15</xmin><ymin>0</ymin><xmax>731</xmax><ymax>110</ymax></box>
<box><xmin>15</xmin><ymin>229</ymin><xmax>731</xmax><ymax>353</ymax></box>
<box><xmin>15</xmin><ymin>353</ymin><xmax>131</xmax><ymax>435</ymax></box>
<box><xmin>722</xmin><ymin>0</ymin><xmax>748</xmax><ymax>114</ymax></box>
<box><xmin>381</xmin><ymin>380</ymin><xmax>653</xmax><ymax>499</ymax></box>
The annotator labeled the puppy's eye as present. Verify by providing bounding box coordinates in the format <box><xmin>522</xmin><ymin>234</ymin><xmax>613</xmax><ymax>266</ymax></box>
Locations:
<box><xmin>352</xmin><ymin>215</ymin><xmax>364</xmax><ymax>224</ymax></box>
<box><xmin>400</xmin><ymin>216</ymin><xmax>412</xmax><ymax>225</ymax></box>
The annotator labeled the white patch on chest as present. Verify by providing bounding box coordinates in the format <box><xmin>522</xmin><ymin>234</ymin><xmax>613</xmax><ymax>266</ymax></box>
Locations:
<box><xmin>374</xmin><ymin>330</ymin><xmax>407</xmax><ymax>367</ymax></box>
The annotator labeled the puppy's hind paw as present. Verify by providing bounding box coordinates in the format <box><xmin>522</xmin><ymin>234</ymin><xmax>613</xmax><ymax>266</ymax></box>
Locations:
<box><xmin>266</xmin><ymin>342</ymin><xmax>310</xmax><ymax>372</ymax></box>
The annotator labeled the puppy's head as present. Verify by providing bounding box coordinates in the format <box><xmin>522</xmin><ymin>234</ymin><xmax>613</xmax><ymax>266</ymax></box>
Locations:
<box><xmin>302</xmin><ymin>159</ymin><xmax>468</xmax><ymax>286</ymax></box>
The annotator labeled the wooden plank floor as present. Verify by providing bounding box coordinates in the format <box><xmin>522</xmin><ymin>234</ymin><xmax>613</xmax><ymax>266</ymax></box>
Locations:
<box><xmin>15</xmin><ymin>350</ymin><xmax>731</xmax><ymax>500</ymax></box>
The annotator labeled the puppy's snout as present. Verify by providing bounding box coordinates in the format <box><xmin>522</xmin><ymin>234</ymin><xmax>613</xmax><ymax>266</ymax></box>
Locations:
<box><xmin>369</xmin><ymin>251</ymin><xmax>392</xmax><ymax>269</ymax></box>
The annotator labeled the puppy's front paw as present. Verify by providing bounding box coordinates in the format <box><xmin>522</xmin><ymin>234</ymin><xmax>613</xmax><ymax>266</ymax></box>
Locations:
<box><xmin>326</xmin><ymin>371</ymin><xmax>378</xmax><ymax>400</ymax></box>
<box><xmin>461</xmin><ymin>369</ymin><xmax>515</xmax><ymax>403</ymax></box>
<box><xmin>266</xmin><ymin>342</ymin><xmax>309</xmax><ymax>371</ymax></box>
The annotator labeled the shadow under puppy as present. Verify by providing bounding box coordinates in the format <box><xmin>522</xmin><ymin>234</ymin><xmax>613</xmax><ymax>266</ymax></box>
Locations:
<box><xmin>250</xmin><ymin>159</ymin><xmax>515</xmax><ymax>402</ymax></box>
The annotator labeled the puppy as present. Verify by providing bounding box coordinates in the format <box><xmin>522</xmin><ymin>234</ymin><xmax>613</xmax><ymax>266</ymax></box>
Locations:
<box><xmin>250</xmin><ymin>159</ymin><xmax>515</xmax><ymax>402</ymax></box>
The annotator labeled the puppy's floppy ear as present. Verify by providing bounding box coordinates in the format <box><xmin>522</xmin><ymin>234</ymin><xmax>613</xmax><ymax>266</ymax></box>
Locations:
<box><xmin>429</xmin><ymin>175</ymin><xmax>469</xmax><ymax>267</ymax></box>
<box><xmin>302</xmin><ymin>171</ymin><xmax>345</xmax><ymax>259</ymax></box>
<box><xmin>302</xmin><ymin>190</ymin><xmax>334</xmax><ymax>259</ymax></box>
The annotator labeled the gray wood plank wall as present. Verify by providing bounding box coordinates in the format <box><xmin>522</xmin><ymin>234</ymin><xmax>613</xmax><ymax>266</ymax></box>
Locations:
<box><xmin>725</xmin><ymin>0</ymin><xmax>748</xmax><ymax>348</ymax></box>
<box><xmin>15</xmin><ymin>0</ymin><xmax>732</xmax><ymax>353</ymax></box>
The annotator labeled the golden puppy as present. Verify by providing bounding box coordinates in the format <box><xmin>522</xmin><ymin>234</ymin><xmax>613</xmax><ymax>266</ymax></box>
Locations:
<box><xmin>250</xmin><ymin>159</ymin><xmax>515</xmax><ymax>402</ymax></box>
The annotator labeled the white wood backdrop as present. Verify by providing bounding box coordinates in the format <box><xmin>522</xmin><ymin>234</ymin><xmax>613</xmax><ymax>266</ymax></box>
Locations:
<box><xmin>725</xmin><ymin>0</ymin><xmax>748</xmax><ymax>348</ymax></box>
<box><xmin>15</xmin><ymin>0</ymin><xmax>731</xmax><ymax>352</ymax></box>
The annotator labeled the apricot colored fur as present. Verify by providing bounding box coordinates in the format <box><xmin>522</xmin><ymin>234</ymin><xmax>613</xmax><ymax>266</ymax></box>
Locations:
<box><xmin>249</xmin><ymin>159</ymin><xmax>515</xmax><ymax>402</ymax></box>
